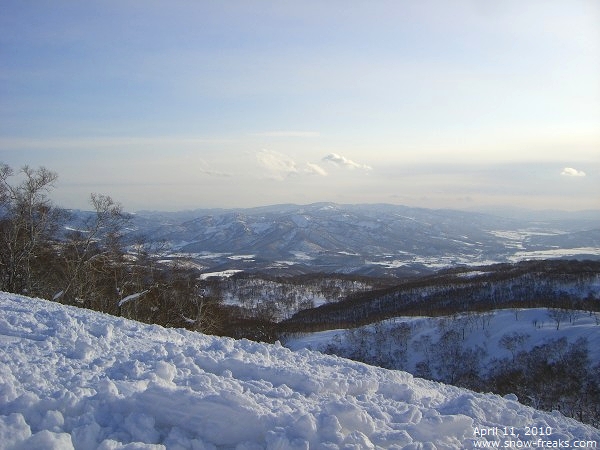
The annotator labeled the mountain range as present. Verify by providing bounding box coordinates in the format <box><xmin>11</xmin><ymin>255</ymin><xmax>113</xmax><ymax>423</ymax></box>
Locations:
<box><xmin>120</xmin><ymin>203</ymin><xmax>600</xmax><ymax>277</ymax></box>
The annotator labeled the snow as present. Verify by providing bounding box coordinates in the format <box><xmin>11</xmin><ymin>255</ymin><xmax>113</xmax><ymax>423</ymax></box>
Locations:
<box><xmin>285</xmin><ymin>308</ymin><xmax>600</xmax><ymax>382</ymax></box>
<box><xmin>367</xmin><ymin>256</ymin><xmax>501</xmax><ymax>270</ymax></box>
<box><xmin>1</xmin><ymin>293</ymin><xmax>599</xmax><ymax>450</ymax></box>
<box><xmin>199</xmin><ymin>270</ymin><xmax>243</xmax><ymax>280</ymax></box>
<box><xmin>508</xmin><ymin>247</ymin><xmax>600</xmax><ymax>261</ymax></box>
<box><xmin>454</xmin><ymin>271</ymin><xmax>488</xmax><ymax>279</ymax></box>
<box><xmin>290</xmin><ymin>251</ymin><xmax>314</xmax><ymax>261</ymax></box>
<box><xmin>117</xmin><ymin>290</ymin><xmax>150</xmax><ymax>307</ymax></box>
<box><xmin>488</xmin><ymin>229</ymin><xmax>564</xmax><ymax>242</ymax></box>
<box><xmin>228</xmin><ymin>255</ymin><xmax>256</xmax><ymax>261</ymax></box>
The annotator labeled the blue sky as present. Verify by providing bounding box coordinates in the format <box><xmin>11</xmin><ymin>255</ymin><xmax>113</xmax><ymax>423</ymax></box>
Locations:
<box><xmin>1</xmin><ymin>0</ymin><xmax>598</xmax><ymax>211</ymax></box>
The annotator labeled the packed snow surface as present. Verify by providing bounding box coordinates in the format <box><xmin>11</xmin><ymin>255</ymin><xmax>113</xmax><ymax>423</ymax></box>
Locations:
<box><xmin>1</xmin><ymin>293</ymin><xmax>599</xmax><ymax>449</ymax></box>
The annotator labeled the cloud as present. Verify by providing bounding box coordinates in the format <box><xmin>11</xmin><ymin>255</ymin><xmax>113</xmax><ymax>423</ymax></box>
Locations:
<box><xmin>256</xmin><ymin>150</ymin><xmax>329</xmax><ymax>179</ymax></box>
<box><xmin>322</xmin><ymin>153</ymin><xmax>372</xmax><ymax>170</ymax></box>
<box><xmin>198</xmin><ymin>161</ymin><xmax>231</xmax><ymax>178</ymax></box>
<box><xmin>561</xmin><ymin>167</ymin><xmax>586</xmax><ymax>177</ymax></box>
<box><xmin>256</xmin><ymin>149</ymin><xmax>298</xmax><ymax>180</ymax></box>
<box><xmin>305</xmin><ymin>162</ymin><xmax>328</xmax><ymax>176</ymax></box>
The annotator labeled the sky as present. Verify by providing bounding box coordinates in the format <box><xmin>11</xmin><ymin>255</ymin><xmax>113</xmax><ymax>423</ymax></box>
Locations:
<box><xmin>1</xmin><ymin>0</ymin><xmax>599</xmax><ymax>212</ymax></box>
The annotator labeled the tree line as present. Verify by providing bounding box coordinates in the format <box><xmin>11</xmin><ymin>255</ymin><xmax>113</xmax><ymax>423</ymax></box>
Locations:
<box><xmin>280</xmin><ymin>259</ymin><xmax>600</xmax><ymax>332</ymax></box>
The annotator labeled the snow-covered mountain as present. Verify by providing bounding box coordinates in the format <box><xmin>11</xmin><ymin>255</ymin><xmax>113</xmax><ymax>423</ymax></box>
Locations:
<box><xmin>1</xmin><ymin>292</ymin><xmax>599</xmax><ymax>449</ymax></box>
<box><xmin>126</xmin><ymin>203</ymin><xmax>600</xmax><ymax>277</ymax></box>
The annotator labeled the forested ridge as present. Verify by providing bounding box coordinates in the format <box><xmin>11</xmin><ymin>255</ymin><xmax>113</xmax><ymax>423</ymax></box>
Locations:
<box><xmin>280</xmin><ymin>259</ymin><xmax>600</xmax><ymax>332</ymax></box>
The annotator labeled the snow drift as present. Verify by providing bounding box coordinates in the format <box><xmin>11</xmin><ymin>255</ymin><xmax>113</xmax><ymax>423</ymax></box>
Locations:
<box><xmin>0</xmin><ymin>292</ymin><xmax>598</xmax><ymax>449</ymax></box>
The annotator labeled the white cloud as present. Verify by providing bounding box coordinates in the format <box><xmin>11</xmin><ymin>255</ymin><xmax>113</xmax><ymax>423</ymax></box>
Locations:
<box><xmin>561</xmin><ymin>167</ymin><xmax>586</xmax><ymax>177</ymax></box>
<box><xmin>197</xmin><ymin>161</ymin><xmax>231</xmax><ymax>178</ymax></box>
<box><xmin>322</xmin><ymin>153</ymin><xmax>372</xmax><ymax>170</ymax></box>
<box><xmin>256</xmin><ymin>150</ymin><xmax>329</xmax><ymax>179</ymax></box>
<box><xmin>305</xmin><ymin>162</ymin><xmax>328</xmax><ymax>176</ymax></box>
<box><xmin>256</xmin><ymin>149</ymin><xmax>298</xmax><ymax>180</ymax></box>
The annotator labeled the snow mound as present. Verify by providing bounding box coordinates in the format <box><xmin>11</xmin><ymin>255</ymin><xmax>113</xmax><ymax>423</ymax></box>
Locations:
<box><xmin>1</xmin><ymin>292</ymin><xmax>598</xmax><ymax>449</ymax></box>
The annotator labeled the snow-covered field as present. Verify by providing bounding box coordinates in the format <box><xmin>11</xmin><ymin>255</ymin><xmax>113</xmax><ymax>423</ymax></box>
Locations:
<box><xmin>1</xmin><ymin>293</ymin><xmax>599</xmax><ymax>449</ymax></box>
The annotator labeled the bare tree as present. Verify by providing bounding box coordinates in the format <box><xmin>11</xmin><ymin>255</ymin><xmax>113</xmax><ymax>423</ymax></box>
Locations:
<box><xmin>58</xmin><ymin>193</ymin><xmax>130</xmax><ymax>310</ymax></box>
<box><xmin>499</xmin><ymin>332</ymin><xmax>530</xmax><ymax>362</ymax></box>
<box><xmin>548</xmin><ymin>308</ymin><xmax>570</xmax><ymax>330</ymax></box>
<box><xmin>0</xmin><ymin>164</ymin><xmax>61</xmax><ymax>294</ymax></box>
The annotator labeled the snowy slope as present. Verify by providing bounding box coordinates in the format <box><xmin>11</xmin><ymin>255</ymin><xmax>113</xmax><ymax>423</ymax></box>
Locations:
<box><xmin>285</xmin><ymin>308</ymin><xmax>600</xmax><ymax>374</ymax></box>
<box><xmin>1</xmin><ymin>293</ymin><xmax>599</xmax><ymax>450</ymax></box>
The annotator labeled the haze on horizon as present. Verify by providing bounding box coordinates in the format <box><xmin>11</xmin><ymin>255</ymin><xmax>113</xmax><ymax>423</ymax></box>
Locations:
<box><xmin>1</xmin><ymin>1</ymin><xmax>598</xmax><ymax>213</ymax></box>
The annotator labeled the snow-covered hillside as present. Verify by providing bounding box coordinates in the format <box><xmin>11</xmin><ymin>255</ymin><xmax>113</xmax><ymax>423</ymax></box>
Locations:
<box><xmin>285</xmin><ymin>308</ymin><xmax>600</xmax><ymax>374</ymax></box>
<box><xmin>1</xmin><ymin>293</ymin><xmax>599</xmax><ymax>449</ymax></box>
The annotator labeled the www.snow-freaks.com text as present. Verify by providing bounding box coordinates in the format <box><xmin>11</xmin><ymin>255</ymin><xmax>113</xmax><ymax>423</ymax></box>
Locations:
<box><xmin>470</xmin><ymin>426</ymin><xmax>598</xmax><ymax>448</ymax></box>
